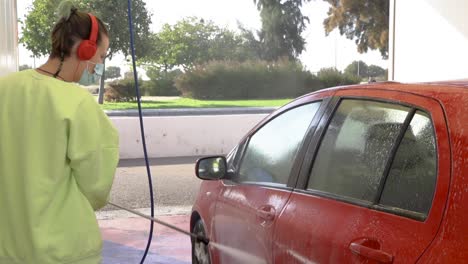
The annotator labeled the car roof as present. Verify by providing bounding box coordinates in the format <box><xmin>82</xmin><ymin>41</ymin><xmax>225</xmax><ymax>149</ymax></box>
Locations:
<box><xmin>420</xmin><ymin>79</ymin><xmax>468</xmax><ymax>87</ymax></box>
<box><xmin>314</xmin><ymin>80</ymin><xmax>468</xmax><ymax>100</ymax></box>
<box><xmin>284</xmin><ymin>81</ymin><xmax>468</xmax><ymax>115</ymax></box>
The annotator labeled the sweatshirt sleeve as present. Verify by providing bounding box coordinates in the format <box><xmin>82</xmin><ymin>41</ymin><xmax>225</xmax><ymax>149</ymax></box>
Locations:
<box><xmin>67</xmin><ymin>95</ymin><xmax>120</xmax><ymax>210</ymax></box>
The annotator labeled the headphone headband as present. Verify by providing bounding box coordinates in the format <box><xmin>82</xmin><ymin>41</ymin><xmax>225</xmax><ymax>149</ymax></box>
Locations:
<box><xmin>87</xmin><ymin>13</ymin><xmax>98</xmax><ymax>44</ymax></box>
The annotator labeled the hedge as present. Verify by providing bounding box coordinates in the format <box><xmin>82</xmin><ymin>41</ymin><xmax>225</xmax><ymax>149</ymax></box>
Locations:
<box><xmin>105</xmin><ymin>61</ymin><xmax>361</xmax><ymax>102</ymax></box>
<box><xmin>142</xmin><ymin>68</ymin><xmax>182</xmax><ymax>96</ymax></box>
<box><xmin>175</xmin><ymin>60</ymin><xmax>324</xmax><ymax>99</ymax></box>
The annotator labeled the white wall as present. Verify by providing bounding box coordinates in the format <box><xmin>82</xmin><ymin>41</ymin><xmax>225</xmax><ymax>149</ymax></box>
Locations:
<box><xmin>111</xmin><ymin>114</ymin><xmax>267</xmax><ymax>159</ymax></box>
<box><xmin>0</xmin><ymin>0</ymin><xmax>18</xmax><ymax>76</ymax></box>
<box><xmin>390</xmin><ymin>0</ymin><xmax>468</xmax><ymax>82</ymax></box>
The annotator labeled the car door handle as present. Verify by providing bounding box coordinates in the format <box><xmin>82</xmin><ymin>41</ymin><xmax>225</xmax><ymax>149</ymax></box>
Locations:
<box><xmin>256</xmin><ymin>205</ymin><xmax>276</xmax><ymax>221</ymax></box>
<box><xmin>349</xmin><ymin>240</ymin><xmax>393</xmax><ymax>263</ymax></box>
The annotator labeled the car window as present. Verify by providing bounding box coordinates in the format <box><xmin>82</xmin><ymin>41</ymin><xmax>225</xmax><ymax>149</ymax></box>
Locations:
<box><xmin>237</xmin><ymin>102</ymin><xmax>321</xmax><ymax>186</ymax></box>
<box><xmin>307</xmin><ymin>100</ymin><xmax>410</xmax><ymax>202</ymax></box>
<box><xmin>379</xmin><ymin>111</ymin><xmax>437</xmax><ymax>215</ymax></box>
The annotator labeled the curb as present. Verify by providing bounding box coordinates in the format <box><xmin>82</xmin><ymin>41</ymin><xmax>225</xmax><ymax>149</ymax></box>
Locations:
<box><xmin>105</xmin><ymin>107</ymin><xmax>277</xmax><ymax>117</ymax></box>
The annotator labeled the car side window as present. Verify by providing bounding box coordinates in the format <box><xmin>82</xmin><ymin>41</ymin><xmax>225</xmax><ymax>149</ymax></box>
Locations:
<box><xmin>379</xmin><ymin>111</ymin><xmax>437</xmax><ymax>215</ymax></box>
<box><xmin>236</xmin><ymin>102</ymin><xmax>321</xmax><ymax>186</ymax></box>
<box><xmin>307</xmin><ymin>100</ymin><xmax>411</xmax><ymax>202</ymax></box>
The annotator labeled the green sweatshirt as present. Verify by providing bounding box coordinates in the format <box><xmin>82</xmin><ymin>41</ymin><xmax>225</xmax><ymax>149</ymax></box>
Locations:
<box><xmin>0</xmin><ymin>70</ymin><xmax>119</xmax><ymax>264</ymax></box>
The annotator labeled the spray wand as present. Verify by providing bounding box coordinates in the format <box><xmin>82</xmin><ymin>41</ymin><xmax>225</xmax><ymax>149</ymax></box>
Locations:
<box><xmin>108</xmin><ymin>202</ymin><xmax>210</xmax><ymax>245</ymax></box>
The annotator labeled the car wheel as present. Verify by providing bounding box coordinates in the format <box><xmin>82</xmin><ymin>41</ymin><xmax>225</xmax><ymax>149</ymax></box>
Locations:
<box><xmin>192</xmin><ymin>219</ymin><xmax>211</xmax><ymax>264</ymax></box>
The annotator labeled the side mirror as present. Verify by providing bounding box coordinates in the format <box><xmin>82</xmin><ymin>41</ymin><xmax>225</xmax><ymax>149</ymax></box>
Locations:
<box><xmin>195</xmin><ymin>156</ymin><xmax>227</xmax><ymax>180</ymax></box>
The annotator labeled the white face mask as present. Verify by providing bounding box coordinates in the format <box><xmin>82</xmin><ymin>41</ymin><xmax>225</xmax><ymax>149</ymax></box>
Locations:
<box><xmin>78</xmin><ymin>61</ymin><xmax>104</xmax><ymax>86</ymax></box>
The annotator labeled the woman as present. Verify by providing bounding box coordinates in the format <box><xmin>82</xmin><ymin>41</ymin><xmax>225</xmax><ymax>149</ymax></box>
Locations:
<box><xmin>0</xmin><ymin>2</ymin><xmax>119</xmax><ymax>263</ymax></box>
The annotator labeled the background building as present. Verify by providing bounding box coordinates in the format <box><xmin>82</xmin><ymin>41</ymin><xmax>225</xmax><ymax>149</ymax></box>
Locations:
<box><xmin>0</xmin><ymin>0</ymin><xmax>19</xmax><ymax>77</ymax></box>
<box><xmin>389</xmin><ymin>0</ymin><xmax>468</xmax><ymax>82</ymax></box>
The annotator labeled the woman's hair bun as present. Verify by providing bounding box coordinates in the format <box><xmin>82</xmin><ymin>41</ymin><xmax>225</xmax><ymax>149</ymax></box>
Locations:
<box><xmin>56</xmin><ymin>0</ymin><xmax>76</xmax><ymax>21</ymax></box>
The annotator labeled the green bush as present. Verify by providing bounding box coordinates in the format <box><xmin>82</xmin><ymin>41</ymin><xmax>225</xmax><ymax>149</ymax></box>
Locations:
<box><xmin>143</xmin><ymin>68</ymin><xmax>183</xmax><ymax>96</ymax></box>
<box><xmin>104</xmin><ymin>78</ymin><xmax>138</xmax><ymax>102</ymax></box>
<box><xmin>342</xmin><ymin>74</ymin><xmax>363</xmax><ymax>85</ymax></box>
<box><xmin>303</xmin><ymin>73</ymin><xmax>325</xmax><ymax>94</ymax></box>
<box><xmin>317</xmin><ymin>67</ymin><xmax>361</xmax><ymax>88</ymax></box>
<box><xmin>175</xmin><ymin>59</ymin><xmax>322</xmax><ymax>99</ymax></box>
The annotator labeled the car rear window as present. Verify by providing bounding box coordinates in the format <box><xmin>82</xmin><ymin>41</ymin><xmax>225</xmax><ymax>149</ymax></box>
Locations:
<box><xmin>308</xmin><ymin>100</ymin><xmax>410</xmax><ymax>201</ymax></box>
<box><xmin>307</xmin><ymin>99</ymin><xmax>438</xmax><ymax>219</ymax></box>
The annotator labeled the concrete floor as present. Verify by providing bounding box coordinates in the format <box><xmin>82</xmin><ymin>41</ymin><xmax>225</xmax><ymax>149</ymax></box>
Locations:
<box><xmin>100</xmin><ymin>214</ymin><xmax>191</xmax><ymax>264</ymax></box>
<box><xmin>99</xmin><ymin>157</ymin><xmax>199</xmax><ymax>263</ymax></box>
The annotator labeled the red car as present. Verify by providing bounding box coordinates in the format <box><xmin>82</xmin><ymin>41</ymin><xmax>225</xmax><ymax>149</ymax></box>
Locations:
<box><xmin>190</xmin><ymin>82</ymin><xmax>468</xmax><ymax>264</ymax></box>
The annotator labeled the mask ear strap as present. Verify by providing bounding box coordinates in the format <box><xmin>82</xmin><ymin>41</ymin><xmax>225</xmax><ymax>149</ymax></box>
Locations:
<box><xmin>53</xmin><ymin>52</ymin><xmax>65</xmax><ymax>78</ymax></box>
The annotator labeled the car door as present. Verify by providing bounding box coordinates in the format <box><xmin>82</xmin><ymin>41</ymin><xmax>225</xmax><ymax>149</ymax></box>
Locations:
<box><xmin>273</xmin><ymin>89</ymin><xmax>450</xmax><ymax>263</ymax></box>
<box><xmin>210</xmin><ymin>94</ymin><xmax>332</xmax><ymax>264</ymax></box>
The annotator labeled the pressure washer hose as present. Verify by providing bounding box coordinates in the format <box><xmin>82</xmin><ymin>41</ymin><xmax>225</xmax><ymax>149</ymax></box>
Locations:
<box><xmin>120</xmin><ymin>2</ymin><xmax>209</xmax><ymax>263</ymax></box>
<box><xmin>125</xmin><ymin>1</ymin><xmax>155</xmax><ymax>262</ymax></box>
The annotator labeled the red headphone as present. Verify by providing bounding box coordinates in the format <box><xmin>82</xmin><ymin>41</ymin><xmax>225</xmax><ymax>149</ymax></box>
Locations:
<box><xmin>77</xmin><ymin>13</ymin><xmax>99</xmax><ymax>61</ymax></box>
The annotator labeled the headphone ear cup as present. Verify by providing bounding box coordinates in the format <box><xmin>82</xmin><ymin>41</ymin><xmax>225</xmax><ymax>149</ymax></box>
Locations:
<box><xmin>77</xmin><ymin>40</ymin><xmax>97</xmax><ymax>61</ymax></box>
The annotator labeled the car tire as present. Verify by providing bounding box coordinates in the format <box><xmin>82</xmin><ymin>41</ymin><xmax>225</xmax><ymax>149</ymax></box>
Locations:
<box><xmin>192</xmin><ymin>219</ymin><xmax>211</xmax><ymax>264</ymax></box>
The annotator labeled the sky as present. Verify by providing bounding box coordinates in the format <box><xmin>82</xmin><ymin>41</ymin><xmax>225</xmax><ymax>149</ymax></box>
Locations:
<box><xmin>16</xmin><ymin>0</ymin><xmax>389</xmax><ymax>73</ymax></box>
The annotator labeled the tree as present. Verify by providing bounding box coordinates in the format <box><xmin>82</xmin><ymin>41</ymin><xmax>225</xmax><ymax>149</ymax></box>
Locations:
<box><xmin>322</xmin><ymin>0</ymin><xmax>389</xmax><ymax>59</ymax></box>
<box><xmin>237</xmin><ymin>24</ymin><xmax>264</xmax><ymax>60</ymax></box>
<box><xmin>20</xmin><ymin>0</ymin><xmax>152</xmax><ymax>59</ymax></box>
<box><xmin>87</xmin><ymin>0</ymin><xmax>152</xmax><ymax>60</ymax></box>
<box><xmin>367</xmin><ymin>65</ymin><xmax>386</xmax><ymax>78</ymax></box>
<box><xmin>209</xmin><ymin>29</ymin><xmax>252</xmax><ymax>62</ymax></box>
<box><xmin>20</xmin><ymin>0</ymin><xmax>59</xmax><ymax>57</ymax></box>
<box><xmin>104</xmin><ymin>66</ymin><xmax>121</xmax><ymax>80</ymax></box>
<box><xmin>21</xmin><ymin>0</ymin><xmax>152</xmax><ymax>104</ymax></box>
<box><xmin>141</xmin><ymin>18</ymin><xmax>217</xmax><ymax>71</ymax></box>
<box><xmin>254</xmin><ymin>0</ymin><xmax>312</xmax><ymax>61</ymax></box>
<box><xmin>142</xmin><ymin>17</ymin><xmax>259</xmax><ymax>71</ymax></box>
<box><xmin>344</xmin><ymin>60</ymin><xmax>369</xmax><ymax>78</ymax></box>
<box><xmin>19</xmin><ymin>65</ymin><xmax>32</xmax><ymax>71</ymax></box>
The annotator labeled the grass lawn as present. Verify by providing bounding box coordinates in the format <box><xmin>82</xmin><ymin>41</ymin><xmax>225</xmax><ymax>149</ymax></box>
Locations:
<box><xmin>101</xmin><ymin>98</ymin><xmax>292</xmax><ymax>110</ymax></box>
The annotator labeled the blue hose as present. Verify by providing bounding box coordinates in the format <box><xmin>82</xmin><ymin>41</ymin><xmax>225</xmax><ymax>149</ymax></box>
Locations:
<box><xmin>126</xmin><ymin>0</ymin><xmax>155</xmax><ymax>263</ymax></box>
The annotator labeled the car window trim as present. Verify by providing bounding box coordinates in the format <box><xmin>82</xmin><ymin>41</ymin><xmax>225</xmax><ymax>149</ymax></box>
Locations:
<box><xmin>228</xmin><ymin>140</ymin><xmax>247</xmax><ymax>173</ymax></box>
<box><xmin>287</xmin><ymin>97</ymin><xmax>335</xmax><ymax>188</ymax></box>
<box><xmin>293</xmin><ymin>189</ymin><xmax>427</xmax><ymax>221</ymax></box>
<box><xmin>225</xmin><ymin>98</ymin><xmax>331</xmax><ymax>189</ymax></box>
<box><xmin>294</xmin><ymin>96</ymin><xmax>341</xmax><ymax>189</ymax></box>
<box><xmin>297</xmin><ymin>96</ymin><xmax>432</xmax><ymax>189</ymax></box>
<box><xmin>296</xmin><ymin>95</ymin><xmax>439</xmax><ymax>221</ymax></box>
<box><xmin>372</xmin><ymin>204</ymin><xmax>427</xmax><ymax>221</ymax></box>
<box><xmin>373</xmin><ymin>109</ymin><xmax>416</xmax><ymax>204</ymax></box>
<box><xmin>221</xmin><ymin>180</ymin><xmax>296</xmax><ymax>191</ymax></box>
<box><xmin>334</xmin><ymin>95</ymin><xmax>423</xmax><ymax>109</ymax></box>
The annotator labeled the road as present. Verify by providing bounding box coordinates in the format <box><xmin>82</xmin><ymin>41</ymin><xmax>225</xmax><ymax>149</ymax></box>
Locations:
<box><xmin>99</xmin><ymin>156</ymin><xmax>203</xmax><ymax>216</ymax></box>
